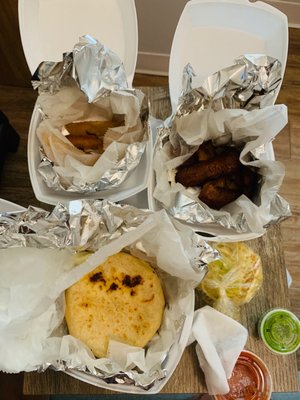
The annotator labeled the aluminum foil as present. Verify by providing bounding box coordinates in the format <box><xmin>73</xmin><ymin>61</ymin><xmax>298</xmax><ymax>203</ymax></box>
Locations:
<box><xmin>37</xmin><ymin>103</ymin><xmax>149</xmax><ymax>193</ymax></box>
<box><xmin>152</xmin><ymin>55</ymin><xmax>290</xmax><ymax>235</ymax></box>
<box><xmin>177</xmin><ymin>54</ymin><xmax>282</xmax><ymax>116</ymax></box>
<box><xmin>31</xmin><ymin>35</ymin><xmax>148</xmax><ymax>193</ymax></box>
<box><xmin>0</xmin><ymin>201</ymin><xmax>150</xmax><ymax>251</ymax></box>
<box><xmin>72</xmin><ymin>35</ymin><xmax>128</xmax><ymax>103</ymax></box>
<box><xmin>32</xmin><ymin>35</ymin><xmax>128</xmax><ymax>100</ymax></box>
<box><xmin>31</xmin><ymin>53</ymin><xmax>73</xmax><ymax>95</ymax></box>
<box><xmin>0</xmin><ymin>200</ymin><xmax>217</xmax><ymax>390</ymax></box>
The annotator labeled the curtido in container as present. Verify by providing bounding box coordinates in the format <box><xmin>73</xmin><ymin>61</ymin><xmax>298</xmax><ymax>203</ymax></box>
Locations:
<box><xmin>199</xmin><ymin>242</ymin><xmax>263</xmax><ymax>320</ymax></box>
<box><xmin>214</xmin><ymin>350</ymin><xmax>272</xmax><ymax>400</ymax></box>
<box><xmin>258</xmin><ymin>308</ymin><xmax>300</xmax><ymax>355</ymax></box>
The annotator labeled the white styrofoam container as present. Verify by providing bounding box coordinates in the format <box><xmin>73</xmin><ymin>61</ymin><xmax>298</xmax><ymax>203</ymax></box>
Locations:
<box><xmin>17</xmin><ymin>1</ymin><xmax>195</xmax><ymax>394</ymax></box>
<box><xmin>0</xmin><ymin>198</ymin><xmax>26</xmax><ymax>213</ymax></box>
<box><xmin>27</xmin><ymin>108</ymin><xmax>152</xmax><ymax>205</ymax></box>
<box><xmin>0</xmin><ymin>197</ymin><xmax>195</xmax><ymax>394</ymax></box>
<box><xmin>19</xmin><ymin>0</ymin><xmax>153</xmax><ymax>206</ymax></box>
<box><xmin>19</xmin><ymin>0</ymin><xmax>138</xmax><ymax>85</ymax></box>
<box><xmin>169</xmin><ymin>0</ymin><xmax>288</xmax><ymax>112</ymax></box>
<box><xmin>148</xmin><ymin>0</ymin><xmax>288</xmax><ymax>242</ymax></box>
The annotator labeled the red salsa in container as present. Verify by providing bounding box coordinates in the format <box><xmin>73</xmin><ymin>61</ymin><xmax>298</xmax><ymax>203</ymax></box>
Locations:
<box><xmin>214</xmin><ymin>350</ymin><xmax>272</xmax><ymax>400</ymax></box>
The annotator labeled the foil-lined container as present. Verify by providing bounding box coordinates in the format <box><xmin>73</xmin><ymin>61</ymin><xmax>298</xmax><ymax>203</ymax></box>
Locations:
<box><xmin>29</xmin><ymin>35</ymin><xmax>150</xmax><ymax>200</ymax></box>
<box><xmin>0</xmin><ymin>200</ymin><xmax>217</xmax><ymax>394</ymax></box>
<box><xmin>151</xmin><ymin>55</ymin><xmax>291</xmax><ymax>240</ymax></box>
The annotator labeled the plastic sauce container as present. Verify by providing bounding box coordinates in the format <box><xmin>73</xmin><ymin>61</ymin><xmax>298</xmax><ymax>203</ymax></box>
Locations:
<box><xmin>258</xmin><ymin>308</ymin><xmax>300</xmax><ymax>355</ymax></box>
<box><xmin>214</xmin><ymin>350</ymin><xmax>272</xmax><ymax>400</ymax></box>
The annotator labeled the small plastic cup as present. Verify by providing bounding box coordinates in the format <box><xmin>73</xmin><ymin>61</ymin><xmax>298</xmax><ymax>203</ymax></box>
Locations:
<box><xmin>214</xmin><ymin>350</ymin><xmax>272</xmax><ymax>400</ymax></box>
<box><xmin>258</xmin><ymin>308</ymin><xmax>300</xmax><ymax>355</ymax></box>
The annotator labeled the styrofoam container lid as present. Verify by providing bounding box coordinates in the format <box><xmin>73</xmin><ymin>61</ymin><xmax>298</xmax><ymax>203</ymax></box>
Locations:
<box><xmin>0</xmin><ymin>197</ymin><xmax>195</xmax><ymax>394</ymax></box>
<box><xmin>169</xmin><ymin>0</ymin><xmax>288</xmax><ymax>111</ymax></box>
<box><xmin>0</xmin><ymin>198</ymin><xmax>26</xmax><ymax>213</ymax></box>
<box><xmin>18</xmin><ymin>0</ymin><xmax>150</xmax><ymax>206</ymax></box>
<box><xmin>149</xmin><ymin>0</ymin><xmax>287</xmax><ymax>242</ymax></box>
<box><xmin>18</xmin><ymin>0</ymin><xmax>138</xmax><ymax>87</ymax></box>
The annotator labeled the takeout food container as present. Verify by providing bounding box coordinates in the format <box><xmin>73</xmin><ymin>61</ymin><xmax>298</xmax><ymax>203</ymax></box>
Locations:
<box><xmin>0</xmin><ymin>198</ymin><xmax>26</xmax><ymax>213</ymax></box>
<box><xmin>148</xmin><ymin>0</ymin><xmax>290</xmax><ymax>242</ymax></box>
<box><xmin>18</xmin><ymin>0</ymin><xmax>153</xmax><ymax>205</ymax></box>
<box><xmin>0</xmin><ymin>199</ymin><xmax>216</xmax><ymax>394</ymax></box>
<box><xmin>168</xmin><ymin>0</ymin><xmax>288</xmax><ymax>114</ymax></box>
<box><xmin>258</xmin><ymin>308</ymin><xmax>300</xmax><ymax>355</ymax></box>
<box><xmin>214</xmin><ymin>350</ymin><xmax>272</xmax><ymax>400</ymax></box>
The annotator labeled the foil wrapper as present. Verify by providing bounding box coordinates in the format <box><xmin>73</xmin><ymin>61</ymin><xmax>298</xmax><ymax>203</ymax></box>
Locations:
<box><xmin>152</xmin><ymin>55</ymin><xmax>291</xmax><ymax>236</ymax></box>
<box><xmin>37</xmin><ymin>101</ymin><xmax>149</xmax><ymax>193</ymax></box>
<box><xmin>32</xmin><ymin>35</ymin><xmax>128</xmax><ymax>100</ymax></box>
<box><xmin>31</xmin><ymin>36</ymin><xmax>148</xmax><ymax>194</ymax></box>
<box><xmin>31</xmin><ymin>53</ymin><xmax>73</xmax><ymax>95</ymax></box>
<box><xmin>0</xmin><ymin>201</ymin><xmax>150</xmax><ymax>251</ymax></box>
<box><xmin>0</xmin><ymin>200</ymin><xmax>217</xmax><ymax>391</ymax></box>
<box><xmin>177</xmin><ymin>54</ymin><xmax>282</xmax><ymax>115</ymax></box>
<box><xmin>72</xmin><ymin>35</ymin><xmax>128</xmax><ymax>103</ymax></box>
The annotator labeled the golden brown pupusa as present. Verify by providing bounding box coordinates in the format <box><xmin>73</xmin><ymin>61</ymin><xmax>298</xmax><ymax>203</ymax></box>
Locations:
<box><xmin>65</xmin><ymin>252</ymin><xmax>165</xmax><ymax>358</ymax></box>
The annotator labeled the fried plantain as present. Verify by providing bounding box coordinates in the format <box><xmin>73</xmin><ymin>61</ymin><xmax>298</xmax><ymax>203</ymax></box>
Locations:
<box><xmin>176</xmin><ymin>147</ymin><xmax>241</xmax><ymax>187</ymax></box>
<box><xmin>196</xmin><ymin>140</ymin><xmax>216</xmax><ymax>161</ymax></box>
<box><xmin>66</xmin><ymin>134</ymin><xmax>104</xmax><ymax>152</ymax></box>
<box><xmin>199</xmin><ymin>167</ymin><xmax>258</xmax><ymax>209</ymax></box>
<box><xmin>199</xmin><ymin>176</ymin><xmax>241</xmax><ymax>209</ymax></box>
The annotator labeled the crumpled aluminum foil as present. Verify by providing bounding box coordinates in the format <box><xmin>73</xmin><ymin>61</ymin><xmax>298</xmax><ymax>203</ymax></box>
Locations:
<box><xmin>31</xmin><ymin>35</ymin><xmax>148</xmax><ymax>193</ymax></box>
<box><xmin>0</xmin><ymin>201</ymin><xmax>149</xmax><ymax>251</ymax></box>
<box><xmin>177</xmin><ymin>54</ymin><xmax>282</xmax><ymax>116</ymax></box>
<box><xmin>153</xmin><ymin>54</ymin><xmax>290</xmax><ymax>234</ymax></box>
<box><xmin>32</xmin><ymin>35</ymin><xmax>128</xmax><ymax>101</ymax></box>
<box><xmin>31</xmin><ymin>53</ymin><xmax>73</xmax><ymax>95</ymax></box>
<box><xmin>0</xmin><ymin>200</ymin><xmax>217</xmax><ymax>389</ymax></box>
<box><xmin>37</xmin><ymin>103</ymin><xmax>149</xmax><ymax>193</ymax></box>
<box><xmin>0</xmin><ymin>200</ymin><xmax>215</xmax><ymax>270</ymax></box>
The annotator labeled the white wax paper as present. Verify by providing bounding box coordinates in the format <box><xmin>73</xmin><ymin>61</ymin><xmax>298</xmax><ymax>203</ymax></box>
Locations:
<box><xmin>0</xmin><ymin>210</ymin><xmax>206</xmax><ymax>388</ymax></box>
<box><xmin>153</xmin><ymin>104</ymin><xmax>289</xmax><ymax>234</ymax></box>
<box><xmin>36</xmin><ymin>81</ymin><xmax>147</xmax><ymax>187</ymax></box>
<box><xmin>190</xmin><ymin>306</ymin><xmax>248</xmax><ymax>395</ymax></box>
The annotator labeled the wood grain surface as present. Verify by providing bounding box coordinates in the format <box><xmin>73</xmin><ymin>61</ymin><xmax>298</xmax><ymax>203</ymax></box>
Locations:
<box><xmin>0</xmin><ymin>84</ymin><xmax>297</xmax><ymax>394</ymax></box>
<box><xmin>0</xmin><ymin>0</ymin><xmax>32</xmax><ymax>87</ymax></box>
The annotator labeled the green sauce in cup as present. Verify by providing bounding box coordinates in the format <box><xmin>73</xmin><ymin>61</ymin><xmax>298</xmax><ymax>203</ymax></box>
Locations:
<box><xmin>259</xmin><ymin>308</ymin><xmax>300</xmax><ymax>355</ymax></box>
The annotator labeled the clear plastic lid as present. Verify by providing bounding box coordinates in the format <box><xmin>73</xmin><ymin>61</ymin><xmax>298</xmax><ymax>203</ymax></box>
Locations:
<box><xmin>259</xmin><ymin>308</ymin><xmax>300</xmax><ymax>355</ymax></box>
<box><xmin>214</xmin><ymin>350</ymin><xmax>272</xmax><ymax>400</ymax></box>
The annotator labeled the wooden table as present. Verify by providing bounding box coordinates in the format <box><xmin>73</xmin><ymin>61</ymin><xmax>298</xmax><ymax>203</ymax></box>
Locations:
<box><xmin>0</xmin><ymin>86</ymin><xmax>299</xmax><ymax>396</ymax></box>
